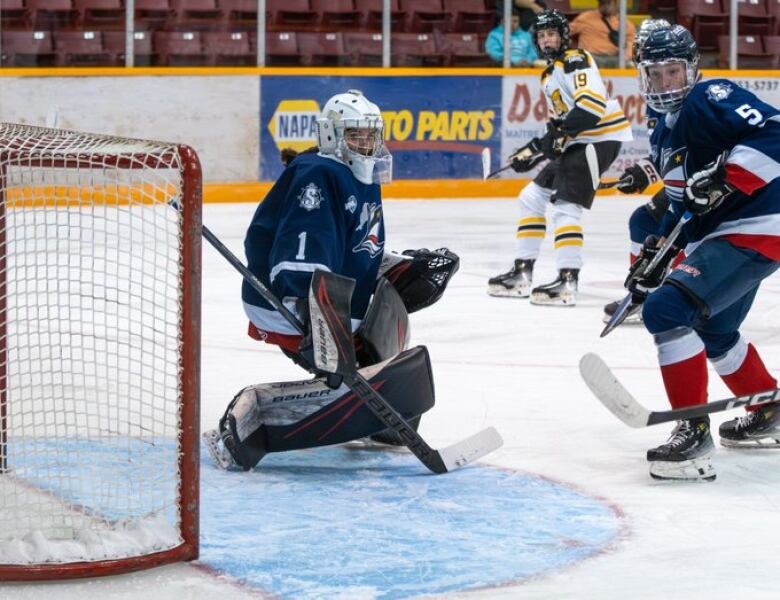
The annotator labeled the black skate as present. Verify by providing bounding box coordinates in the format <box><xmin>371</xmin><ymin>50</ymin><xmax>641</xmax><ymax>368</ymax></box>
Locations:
<box><xmin>530</xmin><ymin>268</ymin><xmax>578</xmax><ymax>306</ymax></box>
<box><xmin>602</xmin><ymin>299</ymin><xmax>642</xmax><ymax>324</ymax></box>
<box><xmin>487</xmin><ymin>259</ymin><xmax>534</xmax><ymax>298</ymax></box>
<box><xmin>647</xmin><ymin>417</ymin><xmax>716</xmax><ymax>481</ymax></box>
<box><xmin>719</xmin><ymin>403</ymin><xmax>780</xmax><ymax>448</ymax></box>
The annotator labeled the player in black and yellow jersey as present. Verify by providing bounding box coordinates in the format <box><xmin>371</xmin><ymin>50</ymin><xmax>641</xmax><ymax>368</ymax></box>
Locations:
<box><xmin>488</xmin><ymin>9</ymin><xmax>632</xmax><ymax>306</ymax></box>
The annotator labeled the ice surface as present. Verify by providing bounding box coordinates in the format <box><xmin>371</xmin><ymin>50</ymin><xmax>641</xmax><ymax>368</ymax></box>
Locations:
<box><xmin>3</xmin><ymin>196</ymin><xmax>780</xmax><ymax>599</ymax></box>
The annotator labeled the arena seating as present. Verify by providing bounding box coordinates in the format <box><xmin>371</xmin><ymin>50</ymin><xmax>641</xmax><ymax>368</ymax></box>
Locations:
<box><xmin>343</xmin><ymin>30</ymin><xmax>383</xmax><ymax>65</ymax></box>
<box><xmin>297</xmin><ymin>30</ymin><xmax>349</xmax><ymax>65</ymax></box>
<box><xmin>399</xmin><ymin>0</ymin><xmax>450</xmax><ymax>33</ymax></box>
<box><xmin>312</xmin><ymin>0</ymin><xmax>361</xmax><ymax>29</ymax></box>
<box><xmin>1</xmin><ymin>29</ymin><xmax>57</xmax><ymax>66</ymax></box>
<box><xmin>391</xmin><ymin>32</ymin><xmax>444</xmax><ymax>66</ymax></box>
<box><xmin>737</xmin><ymin>0</ymin><xmax>773</xmax><ymax>37</ymax></box>
<box><xmin>440</xmin><ymin>32</ymin><xmax>493</xmax><ymax>67</ymax></box>
<box><xmin>27</xmin><ymin>0</ymin><xmax>80</xmax><ymax>30</ymax></box>
<box><xmin>1</xmin><ymin>0</ymin><xmax>32</xmax><ymax>29</ymax></box>
<box><xmin>219</xmin><ymin>0</ymin><xmax>258</xmax><ymax>30</ymax></box>
<box><xmin>54</xmin><ymin>29</ymin><xmax>112</xmax><ymax>65</ymax></box>
<box><xmin>354</xmin><ymin>0</ymin><xmax>405</xmax><ymax>31</ymax></box>
<box><xmin>203</xmin><ymin>30</ymin><xmax>254</xmax><ymax>65</ymax></box>
<box><xmin>266</xmin><ymin>0</ymin><xmax>317</xmax><ymax>29</ymax></box>
<box><xmin>103</xmin><ymin>29</ymin><xmax>156</xmax><ymax>65</ymax></box>
<box><xmin>446</xmin><ymin>0</ymin><xmax>496</xmax><ymax>34</ymax></box>
<box><xmin>678</xmin><ymin>0</ymin><xmax>729</xmax><ymax>50</ymax></box>
<box><xmin>154</xmin><ymin>30</ymin><xmax>209</xmax><ymax>65</ymax></box>
<box><xmin>264</xmin><ymin>30</ymin><xmax>303</xmax><ymax>65</ymax></box>
<box><xmin>74</xmin><ymin>0</ymin><xmax>124</xmax><ymax>28</ymax></box>
<box><xmin>717</xmin><ymin>34</ymin><xmax>772</xmax><ymax>68</ymax></box>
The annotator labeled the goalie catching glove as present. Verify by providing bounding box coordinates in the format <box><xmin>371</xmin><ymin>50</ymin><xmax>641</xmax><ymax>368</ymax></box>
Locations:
<box><xmin>380</xmin><ymin>247</ymin><xmax>460</xmax><ymax>313</ymax></box>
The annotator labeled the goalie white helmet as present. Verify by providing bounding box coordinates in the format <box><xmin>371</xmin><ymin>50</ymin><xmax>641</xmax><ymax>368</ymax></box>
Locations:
<box><xmin>316</xmin><ymin>89</ymin><xmax>392</xmax><ymax>185</ymax></box>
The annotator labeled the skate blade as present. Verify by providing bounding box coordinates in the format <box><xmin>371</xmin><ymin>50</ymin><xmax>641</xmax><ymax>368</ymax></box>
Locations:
<box><xmin>203</xmin><ymin>429</ymin><xmax>239</xmax><ymax>471</ymax></box>
<box><xmin>487</xmin><ymin>284</ymin><xmax>530</xmax><ymax>298</ymax></box>
<box><xmin>720</xmin><ymin>435</ymin><xmax>780</xmax><ymax>449</ymax></box>
<box><xmin>602</xmin><ymin>311</ymin><xmax>643</xmax><ymax>324</ymax></box>
<box><xmin>649</xmin><ymin>456</ymin><xmax>716</xmax><ymax>482</ymax></box>
<box><xmin>530</xmin><ymin>292</ymin><xmax>576</xmax><ymax>306</ymax></box>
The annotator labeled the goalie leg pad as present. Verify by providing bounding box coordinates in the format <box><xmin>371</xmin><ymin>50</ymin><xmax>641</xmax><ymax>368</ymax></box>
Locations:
<box><xmin>218</xmin><ymin>346</ymin><xmax>436</xmax><ymax>463</ymax></box>
<box><xmin>355</xmin><ymin>276</ymin><xmax>410</xmax><ymax>365</ymax></box>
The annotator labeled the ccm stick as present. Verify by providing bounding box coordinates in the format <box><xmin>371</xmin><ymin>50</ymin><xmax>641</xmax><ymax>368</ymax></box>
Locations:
<box><xmin>579</xmin><ymin>353</ymin><xmax>780</xmax><ymax>428</ymax></box>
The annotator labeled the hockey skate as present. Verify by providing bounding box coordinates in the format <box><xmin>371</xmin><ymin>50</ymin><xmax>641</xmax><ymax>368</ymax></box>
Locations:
<box><xmin>203</xmin><ymin>428</ymin><xmax>241</xmax><ymax>471</ymax></box>
<box><xmin>719</xmin><ymin>403</ymin><xmax>780</xmax><ymax>448</ymax></box>
<box><xmin>487</xmin><ymin>259</ymin><xmax>534</xmax><ymax>298</ymax></box>
<box><xmin>647</xmin><ymin>417</ymin><xmax>716</xmax><ymax>482</ymax></box>
<box><xmin>602</xmin><ymin>299</ymin><xmax>642</xmax><ymax>324</ymax></box>
<box><xmin>530</xmin><ymin>268</ymin><xmax>578</xmax><ymax>306</ymax></box>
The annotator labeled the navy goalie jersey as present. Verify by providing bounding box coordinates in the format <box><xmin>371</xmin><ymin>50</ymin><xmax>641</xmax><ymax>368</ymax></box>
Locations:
<box><xmin>242</xmin><ymin>152</ymin><xmax>384</xmax><ymax>336</ymax></box>
<box><xmin>650</xmin><ymin>79</ymin><xmax>780</xmax><ymax>258</ymax></box>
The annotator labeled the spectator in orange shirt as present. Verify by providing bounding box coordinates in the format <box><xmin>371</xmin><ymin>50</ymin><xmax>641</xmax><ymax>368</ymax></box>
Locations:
<box><xmin>569</xmin><ymin>0</ymin><xmax>635</xmax><ymax>67</ymax></box>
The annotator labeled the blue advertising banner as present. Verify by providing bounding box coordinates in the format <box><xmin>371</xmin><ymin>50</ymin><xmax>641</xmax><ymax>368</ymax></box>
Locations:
<box><xmin>260</xmin><ymin>76</ymin><xmax>502</xmax><ymax>181</ymax></box>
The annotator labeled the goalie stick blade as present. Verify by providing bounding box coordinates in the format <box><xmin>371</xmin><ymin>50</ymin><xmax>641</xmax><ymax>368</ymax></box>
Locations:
<box><xmin>437</xmin><ymin>427</ymin><xmax>503</xmax><ymax>472</ymax></box>
<box><xmin>481</xmin><ymin>147</ymin><xmax>491</xmax><ymax>180</ymax></box>
<box><xmin>579</xmin><ymin>353</ymin><xmax>650</xmax><ymax>428</ymax></box>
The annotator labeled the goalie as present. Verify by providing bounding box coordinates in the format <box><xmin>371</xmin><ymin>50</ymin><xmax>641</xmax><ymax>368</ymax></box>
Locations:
<box><xmin>204</xmin><ymin>90</ymin><xmax>460</xmax><ymax>471</ymax></box>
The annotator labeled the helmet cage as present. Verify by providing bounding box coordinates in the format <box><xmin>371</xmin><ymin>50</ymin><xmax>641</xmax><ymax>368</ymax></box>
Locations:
<box><xmin>638</xmin><ymin>57</ymin><xmax>698</xmax><ymax>113</ymax></box>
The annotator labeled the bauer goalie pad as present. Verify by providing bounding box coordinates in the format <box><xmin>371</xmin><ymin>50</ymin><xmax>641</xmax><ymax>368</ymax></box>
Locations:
<box><xmin>379</xmin><ymin>248</ymin><xmax>460</xmax><ymax>313</ymax></box>
<box><xmin>218</xmin><ymin>346</ymin><xmax>436</xmax><ymax>470</ymax></box>
<box><xmin>355</xmin><ymin>276</ymin><xmax>410</xmax><ymax>365</ymax></box>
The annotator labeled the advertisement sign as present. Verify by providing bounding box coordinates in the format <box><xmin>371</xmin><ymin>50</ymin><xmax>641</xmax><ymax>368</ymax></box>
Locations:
<box><xmin>260</xmin><ymin>76</ymin><xmax>502</xmax><ymax>181</ymax></box>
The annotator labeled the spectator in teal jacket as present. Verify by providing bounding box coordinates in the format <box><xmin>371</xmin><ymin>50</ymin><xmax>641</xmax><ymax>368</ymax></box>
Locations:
<box><xmin>485</xmin><ymin>9</ymin><xmax>542</xmax><ymax>66</ymax></box>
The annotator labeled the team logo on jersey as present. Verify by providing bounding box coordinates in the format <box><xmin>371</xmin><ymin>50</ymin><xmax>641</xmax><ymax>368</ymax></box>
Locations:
<box><xmin>646</xmin><ymin>117</ymin><xmax>658</xmax><ymax>131</ymax></box>
<box><xmin>353</xmin><ymin>202</ymin><xmax>384</xmax><ymax>257</ymax></box>
<box><xmin>550</xmin><ymin>89</ymin><xmax>568</xmax><ymax>117</ymax></box>
<box><xmin>344</xmin><ymin>195</ymin><xmax>357</xmax><ymax>214</ymax></box>
<box><xmin>706</xmin><ymin>83</ymin><xmax>733</xmax><ymax>103</ymax></box>
<box><xmin>298</xmin><ymin>182</ymin><xmax>323</xmax><ymax>211</ymax></box>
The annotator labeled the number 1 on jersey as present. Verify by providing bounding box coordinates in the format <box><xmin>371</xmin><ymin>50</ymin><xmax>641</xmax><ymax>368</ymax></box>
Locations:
<box><xmin>296</xmin><ymin>231</ymin><xmax>307</xmax><ymax>260</ymax></box>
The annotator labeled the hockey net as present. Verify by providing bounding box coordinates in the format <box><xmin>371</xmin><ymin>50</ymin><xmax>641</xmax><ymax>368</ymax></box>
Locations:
<box><xmin>0</xmin><ymin>123</ymin><xmax>201</xmax><ymax>580</ymax></box>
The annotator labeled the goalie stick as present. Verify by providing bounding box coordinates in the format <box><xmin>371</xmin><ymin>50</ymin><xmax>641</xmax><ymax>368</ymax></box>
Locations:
<box><xmin>579</xmin><ymin>352</ymin><xmax>780</xmax><ymax>428</ymax></box>
<box><xmin>197</xmin><ymin>223</ymin><xmax>502</xmax><ymax>474</ymax></box>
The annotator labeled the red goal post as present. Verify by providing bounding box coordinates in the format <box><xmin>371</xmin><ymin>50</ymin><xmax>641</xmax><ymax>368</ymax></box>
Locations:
<box><xmin>0</xmin><ymin>123</ymin><xmax>201</xmax><ymax>580</ymax></box>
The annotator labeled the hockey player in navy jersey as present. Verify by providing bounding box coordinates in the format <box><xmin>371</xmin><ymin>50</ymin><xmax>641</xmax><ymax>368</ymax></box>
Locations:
<box><xmin>488</xmin><ymin>9</ymin><xmax>631</xmax><ymax>306</ymax></box>
<box><xmin>624</xmin><ymin>25</ymin><xmax>780</xmax><ymax>481</ymax></box>
<box><xmin>204</xmin><ymin>90</ymin><xmax>460</xmax><ymax>470</ymax></box>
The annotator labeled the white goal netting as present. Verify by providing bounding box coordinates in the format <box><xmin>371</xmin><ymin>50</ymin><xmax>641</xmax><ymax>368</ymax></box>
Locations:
<box><xmin>0</xmin><ymin>123</ymin><xmax>200</xmax><ymax>577</ymax></box>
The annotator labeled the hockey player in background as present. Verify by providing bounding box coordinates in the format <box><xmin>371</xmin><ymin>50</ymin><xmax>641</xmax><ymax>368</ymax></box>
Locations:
<box><xmin>204</xmin><ymin>90</ymin><xmax>459</xmax><ymax>470</ymax></box>
<box><xmin>488</xmin><ymin>9</ymin><xmax>632</xmax><ymax>306</ymax></box>
<box><xmin>625</xmin><ymin>25</ymin><xmax>780</xmax><ymax>481</ymax></box>
<box><xmin>602</xmin><ymin>17</ymin><xmax>671</xmax><ymax>324</ymax></box>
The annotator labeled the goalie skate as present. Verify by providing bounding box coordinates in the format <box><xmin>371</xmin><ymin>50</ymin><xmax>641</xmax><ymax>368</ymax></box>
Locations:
<box><xmin>203</xmin><ymin>429</ymin><xmax>240</xmax><ymax>471</ymax></box>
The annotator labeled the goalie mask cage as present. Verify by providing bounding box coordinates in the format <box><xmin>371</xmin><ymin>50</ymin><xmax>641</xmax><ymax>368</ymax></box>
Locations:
<box><xmin>0</xmin><ymin>123</ymin><xmax>201</xmax><ymax>581</ymax></box>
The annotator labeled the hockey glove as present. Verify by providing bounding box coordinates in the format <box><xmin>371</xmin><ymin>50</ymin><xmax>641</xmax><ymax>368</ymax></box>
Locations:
<box><xmin>538</xmin><ymin>122</ymin><xmax>568</xmax><ymax>159</ymax></box>
<box><xmin>617</xmin><ymin>158</ymin><xmax>661</xmax><ymax>194</ymax></box>
<box><xmin>509</xmin><ymin>139</ymin><xmax>545</xmax><ymax>173</ymax></box>
<box><xmin>624</xmin><ymin>234</ymin><xmax>678</xmax><ymax>304</ymax></box>
<box><xmin>684</xmin><ymin>152</ymin><xmax>735</xmax><ymax>215</ymax></box>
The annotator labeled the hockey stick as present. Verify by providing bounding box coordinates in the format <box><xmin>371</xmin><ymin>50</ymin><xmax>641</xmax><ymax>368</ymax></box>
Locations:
<box><xmin>481</xmin><ymin>147</ymin><xmax>491</xmax><ymax>180</ymax></box>
<box><xmin>600</xmin><ymin>211</ymin><xmax>692</xmax><ymax>338</ymax></box>
<box><xmin>200</xmin><ymin>223</ymin><xmax>502</xmax><ymax>474</ymax></box>
<box><xmin>308</xmin><ymin>270</ymin><xmax>502</xmax><ymax>474</ymax></box>
<box><xmin>579</xmin><ymin>352</ymin><xmax>780</xmax><ymax>428</ymax></box>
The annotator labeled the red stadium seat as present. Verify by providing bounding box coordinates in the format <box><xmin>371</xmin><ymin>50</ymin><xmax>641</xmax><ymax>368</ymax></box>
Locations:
<box><xmin>446</xmin><ymin>0</ymin><xmax>496</xmax><ymax>33</ymax></box>
<box><xmin>27</xmin><ymin>0</ymin><xmax>80</xmax><ymax>29</ymax></box>
<box><xmin>439</xmin><ymin>32</ymin><xmax>492</xmax><ymax>67</ymax></box>
<box><xmin>543</xmin><ymin>0</ymin><xmax>580</xmax><ymax>20</ymax></box>
<box><xmin>355</xmin><ymin>0</ymin><xmax>405</xmax><ymax>31</ymax></box>
<box><xmin>1</xmin><ymin>30</ymin><xmax>57</xmax><ymax>66</ymax></box>
<box><xmin>103</xmin><ymin>30</ymin><xmax>156</xmax><ymax>65</ymax></box>
<box><xmin>297</xmin><ymin>31</ymin><xmax>351</xmax><ymax>65</ymax></box>
<box><xmin>135</xmin><ymin>0</ymin><xmax>175</xmax><ymax>28</ymax></box>
<box><xmin>391</xmin><ymin>32</ymin><xmax>444</xmax><ymax>66</ymax></box>
<box><xmin>154</xmin><ymin>30</ymin><xmax>208</xmax><ymax>65</ymax></box>
<box><xmin>737</xmin><ymin>0</ymin><xmax>773</xmax><ymax>36</ymax></box>
<box><xmin>343</xmin><ymin>31</ymin><xmax>383</xmax><ymax>65</ymax></box>
<box><xmin>203</xmin><ymin>30</ymin><xmax>254</xmax><ymax>65</ymax></box>
<box><xmin>312</xmin><ymin>0</ymin><xmax>360</xmax><ymax>29</ymax></box>
<box><xmin>762</xmin><ymin>34</ymin><xmax>780</xmax><ymax>64</ymax></box>
<box><xmin>54</xmin><ymin>30</ymin><xmax>113</xmax><ymax>66</ymax></box>
<box><xmin>769</xmin><ymin>0</ymin><xmax>780</xmax><ymax>34</ymax></box>
<box><xmin>1</xmin><ymin>0</ymin><xmax>32</xmax><ymax>29</ymax></box>
<box><xmin>717</xmin><ymin>34</ymin><xmax>772</xmax><ymax>68</ymax></box>
<box><xmin>678</xmin><ymin>0</ymin><xmax>728</xmax><ymax>50</ymax></box>
<box><xmin>219</xmin><ymin>0</ymin><xmax>258</xmax><ymax>29</ymax></box>
<box><xmin>264</xmin><ymin>31</ymin><xmax>303</xmax><ymax>65</ymax></box>
<box><xmin>169</xmin><ymin>0</ymin><xmax>225</xmax><ymax>30</ymax></box>
<box><xmin>266</xmin><ymin>0</ymin><xmax>317</xmax><ymax>30</ymax></box>
<box><xmin>399</xmin><ymin>0</ymin><xmax>450</xmax><ymax>33</ymax></box>
<box><xmin>74</xmin><ymin>0</ymin><xmax>124</xmax><ymax>28</ymax></box>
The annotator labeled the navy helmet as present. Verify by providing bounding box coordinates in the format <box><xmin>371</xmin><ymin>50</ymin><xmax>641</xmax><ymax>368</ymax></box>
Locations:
<box><xmin>637</xmin><ymin>25</ymin><xmax>699</xmax><ymax>113</ymax></box>
<box><xmin>531</xmin><ymin>10</ymin><xmax>570</xmax><ymax>61</ymax></box>
<box><xmin>632</xmin><ymin>18</ymin><xmax>670</xmax><ymax>64</ymax></box>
